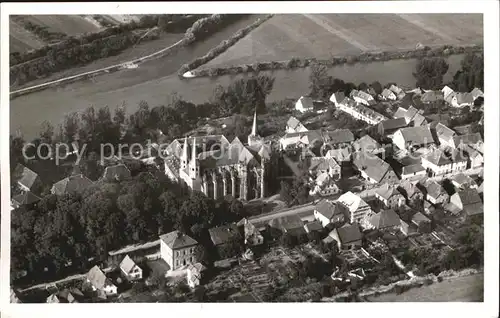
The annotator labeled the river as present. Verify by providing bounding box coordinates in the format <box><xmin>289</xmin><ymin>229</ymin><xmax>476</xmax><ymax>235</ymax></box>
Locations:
<box><xmin>10</xmin><ymin>29</ymin><xmax>464</xmax><ymax>140</ymax></box>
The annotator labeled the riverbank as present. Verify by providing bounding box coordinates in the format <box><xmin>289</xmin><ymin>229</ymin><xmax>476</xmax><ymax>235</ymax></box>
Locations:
<box><xmin>188</xmin><ymin>44</ymin><xmax>483</xmax><ymax>78</ymax></box>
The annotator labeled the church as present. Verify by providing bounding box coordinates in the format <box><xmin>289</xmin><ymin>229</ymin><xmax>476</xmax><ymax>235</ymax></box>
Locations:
<box><xmin>164</xmin><ymin>112</ymin><xmax>271</xmax><ymax>201</ymax></box>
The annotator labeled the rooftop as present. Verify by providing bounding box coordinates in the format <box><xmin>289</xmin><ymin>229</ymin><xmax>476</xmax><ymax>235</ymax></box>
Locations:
<box><xmin>208</xmin><ymin>223</ymin><xmax>242</xmax><ymax>246</ymax></box>
<box><xmin>51</xmin><ymin>174</ymin><xmax>93</xmax><ymax>196</ymax></box>
<box><xmin>335</xmin><ymin>223</ymin><xmax>362</xmax><ymax>244</ymax></box>
<box><xmin>398</xmin><ymin>126</ymin><xmax>434</xmax><ymax>147</ymax></box>
<box><xmin>368</xmin><ymin>209</ymin><xmax>401</xmax><ymax>229</ymax></box>
<box><xmin>315</xmin><ymin>199</ymin><xmax>343</xmax><ymax>219</ymax></box>
<box><xmin>159</xmin><ymin>231</ymin><xmax>198</xmax><ymax>249</ymax></box>
<box><xmin>353</xmin><ymin>152</ymin><xmax>394</xmax><ymax>183</ymax></box>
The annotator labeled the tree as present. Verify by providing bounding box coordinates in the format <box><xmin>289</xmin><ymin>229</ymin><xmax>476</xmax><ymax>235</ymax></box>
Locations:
<box><xmin>413</xmin><ymin>57</ymin><xmax>449</xmax><ymax>89</ymax></box>
<box><xmin>452</xmin><ymin>53</ymin><xmax>484</xmax><ymax>92</ymax></box>
<box><xmin>280</xmin><ymin>233</ymin><xmax>297</xmax><ymax>248</ymax></box>
<box><xmin>309</xmin><ymin>62</ymin><xmax>332</xmax><ymax>99</ymax></box>
<box><xmin>370</xmin><ymin>81</ymin><xmax>383</xmax><ymax>95</ymax></box>
<box><xmin>280</xmin><ymin>181</ymin><xmax>294</xmax><ymax>206</ymax></box>
<box><xmin>230</xmin><ymin>199</ymin><xmax>244</xmax><ymax>217</ymax></box>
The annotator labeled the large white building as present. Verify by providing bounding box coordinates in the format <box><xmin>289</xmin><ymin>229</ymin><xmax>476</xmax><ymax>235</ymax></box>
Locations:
<box><xmin>160</xmin><ymin>231</ymin><xmax>198</xmax><ymax>271</ymax></box>
<box><xmin>336</xmin><ymin>97</ymin><xmax>387</xmax><ymax>125</ymax></box>
<box><xmin>337</xmin><ymin>191</ymin><xmax>372</xmax><ymax>224</ymax></box>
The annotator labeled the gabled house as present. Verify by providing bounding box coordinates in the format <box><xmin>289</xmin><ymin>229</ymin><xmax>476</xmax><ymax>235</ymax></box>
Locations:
<box><xmin>209</xmin><ymin>223</ymin><xmax>243</xmax><ymax>258</ymax></box>
<box><xmin>450</xmin><ymin>188</ymin><xmax>483</xmax><ymax>217</ymax></box>
<box><xmin>186</xmin><ymin>263</ymin><xmax>206</xmax><ymax>289</ymax></box>
<box><xmin>279</xmin><ymin>130</ymin><xmax>323</xmax><ymax>152</ymax></box>
<box><xmin>389</xmin><ymin>84</ymin><xmax>406</xmax><ymax>100</ymax></box>
<box><xmin>350</xmin><ymin>89</ymin><xmax>376</xmax><ymax>106</ymax></box>
<box><xmin>51</xmin><ymin>174</ymin><xmax>93</xmax><ymax>196</ymax></box>
<box><xmin>337</xmin><ymin>97</ymin><xmax>387</xmax><ymax>125</ymax></box>
<box><xmin>308</xmin><ymin>157</ymin><xmax>341</xmax><ymax>180</ymax></box>
<box><xmin>362</xmin><ymin>209</ymin><xmax>401</xmax><ymax>231</ymax></box>
<box><xmin>310</xmin><ymin>171</ymin><xmax>341</xmax><ymax>197</ymax></box>
<box><xmin>418</xmin><ymin>178</ymin><xmax>449</xmax><ymax>205</ymax></box>
<box><xmin>411</xmin><ymin>212</ymin><xmax>432</xmax><ymax>233</ymax></box>
<box><xmin>375</xmin><ymin>183</ymin><xmax>405</xmax><ymax>208</ymax></box>
<box><xmin>470</xmin><ymin>87</ymin><xmax>484</xmax><ymax>100</ymax></box>
<box><xmin>119</xmin><ymin>255</ymin><xmax>143</xmax><ymax>281</ymax></box>
<box><xmin>378</xmin><ymin>118</ymin><xmax>408</xmax><ymax>136</ymax></box>
<box><xmin>325</xmin><ymin>147</ymin><xmax>352</xmax><ymax>164</ymax></box>
<box><xmin>453</xmin><ymin>133</ymin><xmax>483</xmax><ymax>152</ymax></box>
<box><xmin>329</xmin><ymin>91</ymin><xmax>346</xmax><ymax>106</ymax></box>
<box><xmin>398</xmin><ymin>180</ymin><xmax>424</xmax><ymax>205</ymax></box>
<box><xmin>392</xmin><ymin>126</ymin><xmax>434</xmax><ymax>151</ymax></box>
<box><xmin>421</xmin><ymin>149</ymin><xmax>453</xmax><ymax>176</ymax></box>
<box><xmin>420</xmin><ymin>91</ymin><xmax>444</xmax><ymax>104</ymax></box>
<box><xmin>286</xmin><ymin>116</ymin><xmax>309</xmax><ymax>134</ymax></box>
<box><xmin>441</xmin><ymin>85</ymin><xmax>455</xmax><ymax>101</ymax></box>
<box><xmin>326</xmin><ymin>223</ymin><xmax>363</xmax><ymax>250</ymax></box>
<box><xmin>337</xmin><ymin>191</ymin><xmax>372</xmax><ymax>224</ymax></box>
<box><xmin>353</xmin><ymin>135</ymin><xmax>383</xmax><ymax>154</ymax></box>
<box><xmin>11</xmin><ymin>191</ymin><xmax>40</xmax><ymax>209</ymax></box>
<box><xmin>380</xmin><ymin>88</ymin><xmax>397</xmax><ymax>101</ymax></box>
<box><xmin>268</xmin><ymin>214</ymin><xmax>306</xmax><ymax>237</ymax></box>
<box><xmin>46</xmin><ymin>288</ymin><xmax>84</xmax><ymax>303</ymax></box>
<box><xmin>324</xmin><ymin>129</ymin><xmax>355</xmax><ymax>148</ymax></box>
<box><xmin>101</xmin><ymin>164</ymin><xmax>131</xmax><ymax>182</ymax></box>
<box><xmin>450</xmin><ymin>173</ymin><xmax>478</xmax><ymax>190</ymax></box>
<box><xmin>86</xmin><ymin>266</ymin><xmax>117</xmax><ymax>296</ymax></box>
<box><xmin>434</xmin><ymin>122</ymin><xmax>456</xmax><ymax>147</ymax></box>
<box><xmin>238</xmin><ymin>218</ymin><xmax>264</xmax><ymax>246</ymax></box>
<box><xmin>12</xmin><ymin>164</ymin><xmax>42</xmax><ymax>193</ymax></box>
<box><xmin>450</xmin><ymin>92</ymin><xmax>475</xmax><ymax>108</ymax></box>
<box><xmin>352</xmin><ymin>152</ymin><xmax>399</xmax><ymax>185</ymax></box>
<box><xmin>295</xmin><ymin>96</ymin><xmax>314</xmax><ymax>113</ymax></box>
<box><xmin>401</xmin><ymin>164</ymin><xmax>426</xmax><ymax>180</ymax></box>
<box><xmin>304</xmin><ymin>220</ymin><xmax>324</xmax><ymax>234</ymax></box>
<box><xmin>160</xmin><ymin>230</ymin><xmax>198</xmax><ymax>271</ymax></box>
<box><xmin>314</xmin><ymin>199</ymin><xmax>346</xmax><ymax>227</ymax></box>
<box><xmin>463</xmin><ymin>145</ymin><xmax>484</xmax><ymax>169</ymax></box>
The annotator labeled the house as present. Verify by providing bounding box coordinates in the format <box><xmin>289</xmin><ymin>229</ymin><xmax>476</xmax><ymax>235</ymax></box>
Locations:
<box><xmin>450</xmin><ymin>188</ymin><xmax>483</xmax><ymax>217</ymax></box>
<box><xmin>337</xmin><ymin>191</ymin><xmax>372</xmax><ymax>224</ymax></box>
<box><xmin>324</xmin><ymin>129</ymin><xmax>355</xmax><ymax>148</ymax></box>
<box><xmin>378</xmin><ymin>118</ymin><xmax>408</xmax><ymax>136</ymax></box>
<box><xmin>279</xmin><ymin>130</ymin><xmax>323</xmax><ymax>151</ymax></box>
<box><xmin>51</xmin><ymin>174</ymin><xmax>93</xmax><ymax>196</ymax></box>
<box><xmin>186</xmin><ymin>263</ymin><xmax>206</xmax><ymax>288</ymax></box>
<box><xmin>398</xmin><ymin>180</ymin><xmax>424</xmax><ymax>204</ymax></box>
<box><xmin>420</xmin><ymin>91</ymin><xmax>444</xmax><ymax>104</ymax></box>
<box><xmin>286</xmin><ymin>116</ymin><xmax>309</xmax><ymax>134</ymax></box>
<box><xmin>450</xmin><ymin>92</ymin><xmax>475</xmax><ymax>108</ymax></box>
<box><xmin>401</xmin><ymin>164</ymin><xmax>426</xmax><ymax>180</ymax></box>
<box><xmin>421</xmin><ymin>149</ymin><xmax>466</xmax><ymax>177</ymax></box>
<box><xmin>353</xmin><ymin>135</ymin><xmax>383</xmax><ymax>154</ymax></box>
<box><xmin>411</xmin><ymin>212</ymin><xmax>432</xmax><ymax>233</ymax></box>
<box><xmin>418</xmin><ymin>178</ymin><xmax>449</xmax><ymax>205</ymax></box>
<box><xmin>441</xmin><ymin>85</ymin><xmax>455</xmax><ymax>101</ymax></box>
<box><xmin>411</xmin><ymin>113</ymin><xmax>428</xmax><ymax>127</ymax></box>
<box><xmin>46</xmin><ymin>288</ymin><xmax>84</xmax><ymax>303</ymax></box>
<box><xmin>325</xmin><ymin>147</ymin><xmax>352</xmax><ymax>164</ymax></box>
<box><xmin>160</xmin><ymin>230</ymin><xmax>198</xmax><ymax>271</ymax></box>
<box><xmin>268</xmin><ymin>214</ymin><xmax>306</xmax><ymax>237</ymax></box>
<box><xmin>451</xmin><ymin>173</ymin><xmax>478</xmax><ymax>190</ymax></box>
<box><xmin>304</xmin><ymin>220</ymin><xmax>324</xmax><ymax>234</ymax></box>
<box><xmin>326</xmin><ymin>223</ymin><xmax>363</xmax><ymax>250</ymax></box>
<box><xmin>308</xmin><ymin>157</ymin><xmax>341</xmax><ymax>180</ymax></box>
<box><xmin>434</xmin><ymin>122</ymin><xmax>456</xmax><ymax>147</ymax></box>
<box><xmin>310</xmin><ymin>172</ymin><xmax>341</xmax><ymax>197</ymax></box>
<box><xmin>337</xmin><ymin>97</ymin><xmax>387</xmax><ymax>125</ymax></box>
<box><xmin>380</xmin><ymin>88</ymin><xmax>397</xmax><ymax>101</ymax></box>
<box><xmin>399</xmin><ymin>219</ymin><xmax>417</xmax><ymax>236</ymax></box>
<box><xmin>375</xmin><ymin>183</ymin><xmax>405</xmax><ymax>208</ymax></box>
<box><xmin>209</xmin><ymin>223</ymin><xmax>243</xmax><ymax>258</ymax></box>
<box><xmin>350</xmin><ymin>89</ymin><xmax>376</xmax><ymax>106</ymax></box>
<box><xmin>329</xmin><ymin>91</ymin><xmax>346</xmax><ymax>106</ymax></box>
<box><xmin>362</xmin><ymin>209</ymin><xmax>401</xmax><ymax>231</ymax></box>
<box><xmin>463</xmin><ymin>145</ymin><xmax>484</xmax><ymax>169</ymax></box>
<box><xmin>86</xmin><ymin>266</ymin><xmax>117</xmax><ymax>296</ymax></box>
<box><xmin>119</xmin><ymin>255</ymin><xmax>143</xmax><ymax>281</ymax></box>
<box><xmin>314</xmin><ymin>199</ymin><xmax>346</xmax><ymax>227</ymax></box>
<box><xmin>101</xmin><ymin>164</ymin><xmax>131</xmax><ymax>182</ymax></box>
<box><xmin>10</xmin><ymin>191</ymin><xmax>41</xmax><ymax>209</ymax></box>
<box><xmin>295</xmin><ymin>96</ymin><xmax>314</xmax><ymax>113</ymax></box>
<box><xmin>238</xmin><ymin>218</ymin><xmax>264</xmax><ymax>246</ymax></box>
<box><xmin>389</xmin><ymin>84</ymin><xmax>406</xmax><ymax>99</ymax></box>
<box><xmin>352</xmin><ymin>152</ymin><xmax>399</xmax><ymax>185</ymax></box>
<box><xmin>392</xmin><ymin>126</ymin><xmax>434</xmax><ymax>151</ymax></box>
<box><xmin>393</xmin><ymin>107</ymin><xmax>409</xmax><ymax>120</ymax></box>
<box><xmin>12</xmin><ymin>164</ymin><xmax>42</xmax><ymax>193</ymax></box>
<box><xmin>453</xmin><ymin>133</ymin><xmax>483</xmax><ymax>152</ymax></box>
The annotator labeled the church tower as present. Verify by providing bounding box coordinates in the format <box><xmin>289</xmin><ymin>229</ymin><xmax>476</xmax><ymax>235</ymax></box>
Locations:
<box><xmin>180</xmin><ymin>136</ymin><xmax>189</xmax><ymax>172</ymax></box>
<box><xmin>189</xmin><ymin>137</ymin><xmax>200</xmax><ymax>179</ymax></box>
<box><xmin>248</xmin><ymin>110</ymin><xmax>263</xmax><ymax>147</ymax></box>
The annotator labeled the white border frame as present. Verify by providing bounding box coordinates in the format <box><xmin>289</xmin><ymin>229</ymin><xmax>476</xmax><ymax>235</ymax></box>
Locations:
<box><xmin>1</xmin><ymin>2</ymin><xmax>498</xmax><ymax>318</ymax></box>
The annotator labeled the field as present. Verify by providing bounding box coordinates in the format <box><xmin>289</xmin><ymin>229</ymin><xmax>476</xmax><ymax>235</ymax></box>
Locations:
<box><xmin>367</xmin><ymin>273</ymin><xmax>483</xmax><ymax>302</ymax></box>
<box><xmin>10</xmin><ymin>15</ymin><xmax>103</xmax><ymax>53</ymax></box>
<box><xmin>203</xmin><ymin>14</ymin><xmax>483</xmax><ymax>68</ymax></box>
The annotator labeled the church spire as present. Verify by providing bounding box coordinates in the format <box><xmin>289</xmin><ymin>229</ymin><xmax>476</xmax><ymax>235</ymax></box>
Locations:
<box><xmin>251</xmin><ymin>109</ymin><xmax>257</xmax><ymax>136</ymax></box>
<box><xmin>180</xmin><ymin>136</ymin><xmax>189</xmax><ymax>171</ymax></box>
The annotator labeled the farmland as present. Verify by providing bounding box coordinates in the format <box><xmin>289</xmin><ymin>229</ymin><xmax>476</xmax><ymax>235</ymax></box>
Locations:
<box><xmin>202</xmin><ymin>14</ymin><xmax>483</xmax><ymax>68</ymax></box>
<box><xmin>9</xmin><ymin>19</ymin><xmax>46</xmax><ymax>52</ymax></box>
<box><xmin>367</xmin><ymin>273</ymin><xmax>483</xmax><ymax>302</ymax></box>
